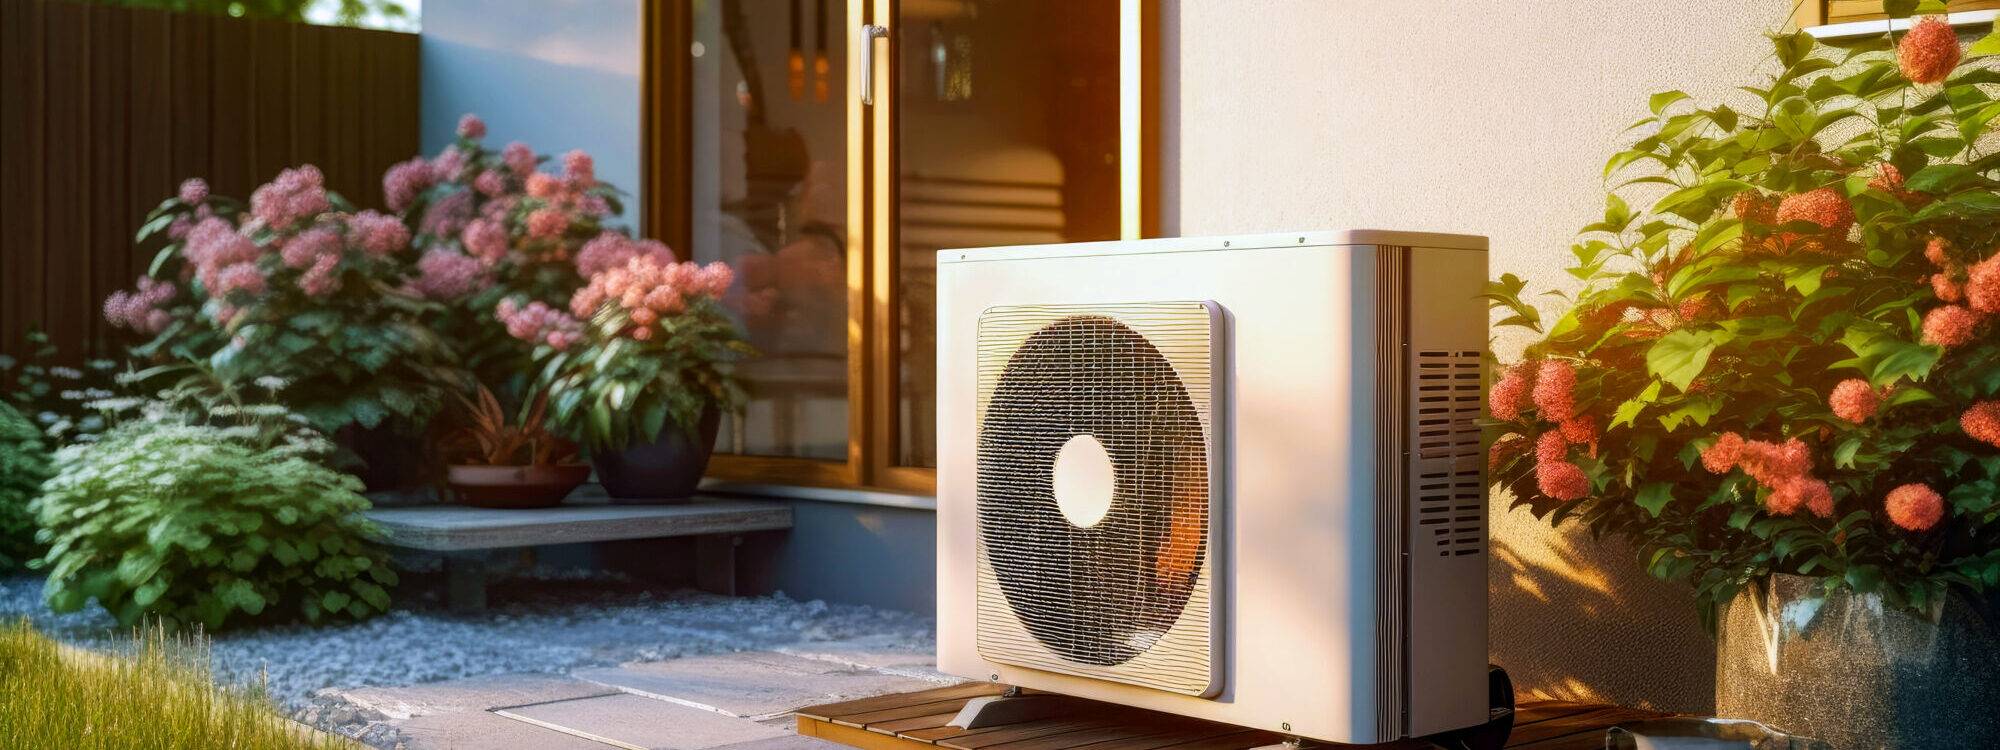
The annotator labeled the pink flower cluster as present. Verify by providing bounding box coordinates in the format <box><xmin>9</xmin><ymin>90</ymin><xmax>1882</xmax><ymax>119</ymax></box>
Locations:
<box><xmin>420</xmin><ymin>190</ymin><xmax>475</xmax><ymax>238</ymax></box>
<box><xmin>457</xmin><ymin>113</ymin><xmax>487</xmax><ymax>140</ymax></box>
<box><xmin>249</xmin><ymin>165</ymin><xmax>331</xmax><ymax>230</ymax></box>
<box><xmin>575</xmin><ymin>232</ymin><xmax>676</xmax><ymax>277</ymax></box>
<box><xmin>1923</xmin><ymin>304</ymin><xmax>1981</xmax><ymax>347</ymax></box>
<box><xmin>569</xmin><ymin>255</ymin><xmax>734</xmax><ymax>341</ymax></box>
<box><xmin>496</xmin><ymin>298</ymin><xmax>584</xmax><ymax>350</ymax></box>
<box><xmin>346</xmin><ymin>211</ymin><xmax>410</xmax><ymax>258</ymax></box>
<box><xmin>411</xmin><ymin>250</ymin><xmax>491</xmax><ymax>300</ymax></box>
<box><xmin>184</xmin><ymin>218</ymin><xmax>262</xmax><ymax>299</ymax></box>
<box><xmin>1701</xmin><ymin>432</ymin><xmax>1833</xmax><ymax>517</ymax></box>
<box><xmin>460</xmin><ymin>218</ymin><xmax>510</xmax><ymax>265</ymax></box>
<box><xmin>1532</xmin><ymin>360</ymin><xmax>1577</xmax><ymax>422</ymax></box>
<box><xmin>384</xmin><ymin>157</ymin><xmax>440</xmax><ymax>213</ymax></box>
<box><xmin>1775</xmin><ymin>187</ymin><xmax>1854</xmax><ymax>236</ymax></box>
<box><xmin>502</xmin><ymin>142</ymin><xmax>536</xmax><ymax>177</ymax></box>
<box><xmin>103</xmin><ymin>277</ymin><xmax>176</xmax><ymax>334</ymax></box>
<box><xmin>178</xmin><ymin>178</ymin><xmax>209</xmax><ymax>205</ymax></box>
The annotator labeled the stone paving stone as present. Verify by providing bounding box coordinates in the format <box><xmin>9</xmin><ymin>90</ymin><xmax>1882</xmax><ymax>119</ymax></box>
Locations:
<box><xmin>332</xmin><ymin>672</ymin><xmax>619</xmax><ymax>720</ymax></box>
<box><xmin>710</xmin><ymin>735</ymin><xmax>844</xmax><ymax>750</ymax></box>
<box><xmin>499</xmin><ymin>693</ymin><xmax>790</xmax><ymax>749</ymax></box>
<box><xmin>398</xmin><ymin>709</ymin><xmax>616</xmax><ymax>749</ymax></box>
<box><xmin>574</xmin><ymin>651</ymin><xmax>943</xmax><ymax>719</ymax></box>
<box><xmin>774</xmin><ymin>642</ymin><xmax>953</xmax><ymax>683</ymax></box>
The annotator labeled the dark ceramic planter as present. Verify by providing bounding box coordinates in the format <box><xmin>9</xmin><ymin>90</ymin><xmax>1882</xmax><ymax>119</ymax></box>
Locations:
<box><xmin>445</xmin><ymin>464</ymin><xmax>591</xmax><ymax>509</ymax></box>
<box><xmin>337</xmin><ymin>423</ymin><xmax>433</xmax><ymax>493</ymax></box>
<box><xmin>1717</xmin><ymin>573</ymin><xmax>2000</xmax><ymax>748</ymax></box>
<box><xmin>591</xmin><ymin>406</ymin><xmax>720</xmax><ymax>502</ymax></box>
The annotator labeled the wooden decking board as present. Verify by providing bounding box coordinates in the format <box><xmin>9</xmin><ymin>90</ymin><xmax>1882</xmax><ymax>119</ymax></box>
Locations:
<box><xmin>1511</xmin><ymin>700</ymin><xmax>1602</xmax><ymax>725</ymax></box>
<box><xmin>1505</xmin><ymin>707</ymin><xmax>1660</xmax><ymax>745</ymax></box>
<box><xmin>800</xmin><ymin>687</ymin><xmax>1670</xmax><ymax>750</ymax></box>
<box><xmin>836</xmin><ymin>698</ymin><xmax>1006</xmax><ymax>728</ymax></box>
<box><xmin>800</xmin><ymin>683</ymin><xmax>1010</xmax><ymax>722</ymax></box>
<box><xmin>866</xmin><ymin>710</ymin><xmax>963</xmax><ymax>735</ymax></box>
<box><xmin>938</xmin><ymin>718</ymin><xmax>1120</xmax><ymax>749</ymax></box>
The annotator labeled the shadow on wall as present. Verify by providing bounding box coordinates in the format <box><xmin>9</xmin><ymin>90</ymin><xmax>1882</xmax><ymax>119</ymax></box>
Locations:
<box><xmin>1489</xmin><ymin>494</ymin><xmax>1716</xmax><ymax>713</ymax></box>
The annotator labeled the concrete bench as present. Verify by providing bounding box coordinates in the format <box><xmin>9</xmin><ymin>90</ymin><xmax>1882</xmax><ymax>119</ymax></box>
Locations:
<box><xmin>365</xmin><ymin>495</ymin><xmax>793</xmax><ymax>612</ymax></box>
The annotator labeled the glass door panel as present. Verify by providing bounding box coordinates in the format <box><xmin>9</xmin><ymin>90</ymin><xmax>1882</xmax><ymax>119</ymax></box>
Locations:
<box><xmin>691</xmin><ymin>0</ymin><xmax>854</xmax><ymax>462</ymax></box>
<box><xmin>889</xmin><ymin>0</ymin><xmax>1124</xmax><ymax>469</ymax></box>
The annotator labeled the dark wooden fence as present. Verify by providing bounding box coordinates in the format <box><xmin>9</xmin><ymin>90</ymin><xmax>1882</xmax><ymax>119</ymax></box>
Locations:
<box><xmin>0</xmin><ymin>0</ymin><xmax>419</xmax><ymax>360</ymax></box>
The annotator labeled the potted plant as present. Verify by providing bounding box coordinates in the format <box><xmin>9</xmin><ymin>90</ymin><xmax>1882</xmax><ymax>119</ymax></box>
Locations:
<box><xmin>535</xmin><ymin>253</ymin><xmax>749</xmax><ymax>502</ymax></box>
<box><xmin>439</xmin><ymin>385</ymin><xmax>589</xmax><ymax>508</ymax></box>
<box><xmin>106</xmin><ymin>168</ymin><xmax>467</xmax><ymax>490</ymax></box>
<box><xmin>1487</xmin><ymin>17</ymin><xmax>2000</xmax><ymax>747</ymax></box>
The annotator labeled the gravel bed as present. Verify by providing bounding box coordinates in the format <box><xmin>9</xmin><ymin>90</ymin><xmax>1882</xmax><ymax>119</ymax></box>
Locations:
<box><xmin>0</xmin><ymin>571</ymin><xmax>935</xmax><ymax>715</ymax></box>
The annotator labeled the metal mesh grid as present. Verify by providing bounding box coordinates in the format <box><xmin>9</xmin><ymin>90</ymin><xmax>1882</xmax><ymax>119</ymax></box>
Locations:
<box><xmin>973</xmin><ymin>301</ymin><xmax>1218</xmax><ymax>696</ymax></box>
<box><xmin>1412</xmin><ymin>350</ymin><xmax>1485</xmax><ymax>556</ymax></box>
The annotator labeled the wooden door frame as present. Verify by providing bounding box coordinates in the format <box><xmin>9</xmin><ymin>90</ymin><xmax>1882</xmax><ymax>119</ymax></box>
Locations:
<box><xmin>641</xmin><ymin>0</ymin><xmax>1160</xmax><ymax>494</ymax></box>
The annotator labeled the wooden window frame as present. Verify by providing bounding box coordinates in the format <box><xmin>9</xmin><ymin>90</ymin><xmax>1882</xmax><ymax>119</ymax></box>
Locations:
<box><xmin>1793</xmin><ymin>1</ymin><xmax>2000</xmax><ymax>30</ymax></box>
<box><xmin>641</xmin><ymin>0</ymin><xmax>1159</xmax><ymax>495</ymax></box>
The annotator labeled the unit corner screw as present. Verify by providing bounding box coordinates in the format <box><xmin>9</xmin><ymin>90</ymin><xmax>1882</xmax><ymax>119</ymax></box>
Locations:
<box><xmin>1280</xmin><ymin>722</ymin><xmax>1292</xmax><ymax>732</ymax></box>
<box><xmin>989</xmin><ymin>673</ymin><xmax>999</xmax><ymax>681</ymax></box>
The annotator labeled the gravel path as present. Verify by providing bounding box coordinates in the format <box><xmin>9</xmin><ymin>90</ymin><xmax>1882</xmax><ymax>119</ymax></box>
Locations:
<box><xmin>0</xmin><ymin>572</ymin><xmax>934</xmax><ymax>713</ymax></box>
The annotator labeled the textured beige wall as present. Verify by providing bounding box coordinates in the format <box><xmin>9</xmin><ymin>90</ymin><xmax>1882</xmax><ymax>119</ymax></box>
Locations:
<box><xmin>1159</xmin><ymin>0</ymin><xmax>1798</xmax><ymax>712</ymax></box>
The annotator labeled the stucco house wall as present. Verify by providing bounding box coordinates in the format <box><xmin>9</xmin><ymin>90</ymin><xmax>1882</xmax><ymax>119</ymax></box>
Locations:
<box><xmin>416</xmin><ymin>0</ymin><xmax>1815</xmax><ymax>713</ymax></box>
<box><xmin>1159</xmin><ymin>0</ymin><xmax>1800</xmax><ymax>712</ymax></box>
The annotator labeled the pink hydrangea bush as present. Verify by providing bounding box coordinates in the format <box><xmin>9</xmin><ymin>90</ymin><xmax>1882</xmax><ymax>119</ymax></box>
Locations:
<box><xmin>1487</xmin><ymin>24</ymin><xmax>2000</xmax><ymax>619</ymax></box>
<box><xmin>385</xmin><ymin>113</ymin><xmax>641</xmax><ymax>390</ymax></box>
<box><xmin>536</xmin><ymin>255</ymin><xmax>750</xmax><ymax>451</ymax></box>
<box><xmin>109</xmin><ymin>170</ymin><xmax>463</xmax><ymax>434</ymax></box>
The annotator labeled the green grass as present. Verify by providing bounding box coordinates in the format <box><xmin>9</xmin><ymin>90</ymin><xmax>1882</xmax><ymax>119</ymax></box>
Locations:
<box><xmin>0</xmin><ymin>619</ymin><xmax>349</xmax><ymax>749</ymax></box>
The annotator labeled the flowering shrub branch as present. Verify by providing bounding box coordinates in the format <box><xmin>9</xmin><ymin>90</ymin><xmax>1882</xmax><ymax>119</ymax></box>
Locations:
<box><xmin>1489</xmin><ymin>18</ymin><xmax>2000</xmax><ymax>621</ymax></box>
<box><xmin>110</xmin><ymin>169</ymin><xmax>463</xmax><ymax>435</ymax></box>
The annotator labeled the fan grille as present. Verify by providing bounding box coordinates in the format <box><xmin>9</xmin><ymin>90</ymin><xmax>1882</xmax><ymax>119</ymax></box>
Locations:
<box><xmin>974</xmin><ymin>301</ymin><xmax>1220</xmax><ymax>696</ymax></box>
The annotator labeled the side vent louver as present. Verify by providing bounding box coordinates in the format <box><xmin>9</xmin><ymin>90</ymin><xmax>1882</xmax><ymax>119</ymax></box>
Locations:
<box><xmin>1412</xmin><ymin>350</ymin><xmax>1484</xmax><ymax>557</ymax></box>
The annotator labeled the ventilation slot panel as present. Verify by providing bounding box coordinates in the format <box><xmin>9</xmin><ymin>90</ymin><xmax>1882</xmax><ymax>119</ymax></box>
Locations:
<box><xmin>1412</xmin><ymin>350</ymin><xmax>1485</xmax><ymax>557</ymax></box>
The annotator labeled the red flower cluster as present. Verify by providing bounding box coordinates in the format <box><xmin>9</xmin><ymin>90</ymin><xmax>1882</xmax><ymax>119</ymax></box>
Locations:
<box><xmin>1828</xmin><ymin>379</ymin><xmax>1882</xmax><ymax>423</ymax></box>
<box><xmin>1702</xmin><ymin>433</ymin><xmax>1833</xmax><ymax>517</ymax></box>
<box><xmin>1884</xmin><ymin>483</ymin><xmax>1945</xmax><ymax>531</ymax></box>
<box><xmin>1900</xmin><ymin>16</ymin><xmax>1962</xmax><ymax>85</ymax></box>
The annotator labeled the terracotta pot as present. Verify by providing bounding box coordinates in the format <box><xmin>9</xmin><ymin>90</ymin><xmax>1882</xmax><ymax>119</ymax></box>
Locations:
<box><xmin>1716</xmin><ymin>573</ymin><xmax>2000</xmax><ymax>748</ymax></box>
<box><xmin>445</xmin><ymin>464</ymin><xmax>591</xmax><ymax>509</ymax></box>
<box><xmin>591</xmin><ymin>406</ymin><xmax>720</xmax><ymax>502</ymax></box>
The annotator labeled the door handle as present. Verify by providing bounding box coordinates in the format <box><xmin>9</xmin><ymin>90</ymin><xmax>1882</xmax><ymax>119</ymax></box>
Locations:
<box><xmin>859</xmin><ymin>23</ymin><xmax>888</xmax><ymax>106</ymax></box>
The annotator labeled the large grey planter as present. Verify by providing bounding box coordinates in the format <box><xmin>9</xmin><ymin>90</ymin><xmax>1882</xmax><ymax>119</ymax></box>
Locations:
<box><xmin>1716</xmin><ymin>573</ymin><xmax>2000</xmax><ymax>748</ymax></box>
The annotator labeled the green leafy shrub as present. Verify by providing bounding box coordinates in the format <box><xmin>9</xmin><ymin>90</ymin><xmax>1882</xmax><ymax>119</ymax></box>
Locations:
<box><xmin>33</xmin><ymin>376</ymin><xmax>396</xmax><ymax>630</ymax></box>
<box><xmin>0</xmin><ymin>402</ymin><xmax>51</xmax><ymax>572</ymax></box>
<box><xmin>1488</xmin><ymin>19</ymin><xmax>2000</xmax><ymax>621</ymax></box>
<box><xmin>0</xmin><ymin>329</ymin><xmax>124</xmax><ymax>444</ymax></box>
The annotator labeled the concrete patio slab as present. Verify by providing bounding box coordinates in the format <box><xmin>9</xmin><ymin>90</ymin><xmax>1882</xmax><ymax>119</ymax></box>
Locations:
<box><xmin>710</xmin><ymin>735</ymin><xmax>843</xmax><ymax>750</ymax></box>
<box><xmin>398</xmin><ymin>709</ymin><xmax>617</xmax><ymax>749</ymax></box>
<box><xmin>327</xmin><ymin>672</ymin><xmax>620</xmax><ymax>720</ymax></box>
<box><xmin>574</xmin><ymin>651</ymin><xmax>942</xmax><ymax>719</ymax></box>
<box><xmin>498</xmin><ymin>693</ymin><xmax>790</xmax><ymax>749</ymax></box>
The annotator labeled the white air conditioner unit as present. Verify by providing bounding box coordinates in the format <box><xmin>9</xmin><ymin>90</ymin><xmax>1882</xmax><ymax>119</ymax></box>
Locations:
<box><xmin>935</xmin><ymin>230</ymin><xmax>1494</xmax><ymax>745</ymax></box>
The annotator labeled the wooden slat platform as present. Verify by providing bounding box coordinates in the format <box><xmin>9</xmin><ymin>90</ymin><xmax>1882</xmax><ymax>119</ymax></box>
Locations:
<box><xmin>797</xmin><ymin>684</ymin><xmax>1670</xmax><ymax>750</ymax></box>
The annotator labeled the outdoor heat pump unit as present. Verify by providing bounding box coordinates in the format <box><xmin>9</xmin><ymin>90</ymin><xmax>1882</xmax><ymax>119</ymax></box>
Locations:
<box><xmin>935</xmin><ymin>231</ymin><xmax>1499</xmax><ymax>746</ymax></box>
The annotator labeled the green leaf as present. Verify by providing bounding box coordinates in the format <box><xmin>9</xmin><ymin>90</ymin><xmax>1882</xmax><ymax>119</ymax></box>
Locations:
<box><xmin>1970</xmin><ymin>31</ymin><xmax>2000</xmax><ymax>59</ymax></box>
<box><xmin>1646</xmin><ymin>329</ymin><xmax>1731</xmax><ymax>391</ymax></box>
<box><xmin>1635</xmin><ymin>483</ymin><xmax>1676</xmax><ymax>518</ymax></box>
<box><xmin>1649</xmin><ymin>90</ymin><xmax>1690</xmax><ymax>115</ymax></box>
